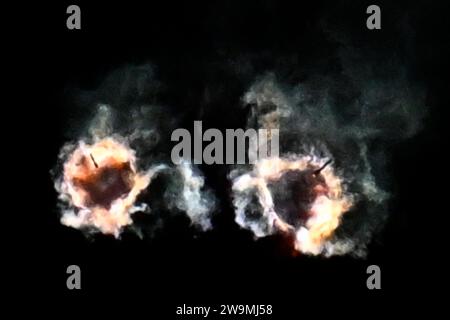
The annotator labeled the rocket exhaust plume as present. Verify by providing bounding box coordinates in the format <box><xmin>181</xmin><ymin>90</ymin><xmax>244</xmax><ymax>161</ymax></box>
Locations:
<box><xmin>56</xmin><ymin>137</ymin><xmax>164</xmax><ymax>237</ymax></box>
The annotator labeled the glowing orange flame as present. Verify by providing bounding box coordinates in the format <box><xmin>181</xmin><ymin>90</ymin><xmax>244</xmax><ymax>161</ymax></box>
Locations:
<box><xmin>232</xmin><ymin>155</ymin><xmax>353</xmax><ymax>255</ymax></box>
<box><xmin>58</xmin><ymin>137</ymin><xmax>153</xmax><ymax>237</ymax></box>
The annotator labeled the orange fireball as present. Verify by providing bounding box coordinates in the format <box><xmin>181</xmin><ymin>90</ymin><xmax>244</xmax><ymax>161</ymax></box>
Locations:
<box><xmin>232</xmin><ymin>155</ymin><xmax>353</xmax><ymax>255</ymax></box>
<box><xmin>58</xmin><ymin>137</ymin><xmax>153</xmax><ymax>237</ymax></box>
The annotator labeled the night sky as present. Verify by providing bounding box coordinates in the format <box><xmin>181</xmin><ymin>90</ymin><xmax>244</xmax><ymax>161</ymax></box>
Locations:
<box><xmin>15</xmin><ymin>0</ymin><xmax>449</xmax><ymax>317</ymax></box>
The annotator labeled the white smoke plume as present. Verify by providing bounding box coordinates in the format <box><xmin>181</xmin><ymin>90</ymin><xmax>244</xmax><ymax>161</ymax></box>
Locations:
<box><xmin>53</xmin><ymin>65</ymin><xmax>215</xmax><ymax>238</ymax></box>
<box><xmin>230</xmin><ymin>67</ymin><xmax>425</xmax><ymax>256</ymax></box>
<box><xmin>173</xmin><ymin>161</ymin><xmax>215</xmax><ymax>231</ymax></box>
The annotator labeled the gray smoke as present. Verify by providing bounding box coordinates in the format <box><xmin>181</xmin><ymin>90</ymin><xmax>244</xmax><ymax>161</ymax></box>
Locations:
<box><xmin>230</xmin><ymin>48</ymin><xmax>426</xmax><ymax>256</ymax></box>
<box><xmin>53</xmin><ymin>64</ymin><xmax>216</xmax><ymax>237</ymax></box>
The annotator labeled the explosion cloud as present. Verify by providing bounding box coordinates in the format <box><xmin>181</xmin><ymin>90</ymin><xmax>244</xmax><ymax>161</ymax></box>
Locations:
<box><xmin>230</xmin><ymin>67</ymin><xmax>425</xmax><ymax>256</ymax></box>
<box><xmin>232</xmin><ymin>155</ymin><xmax>353</xmax><ymax>255</ymax></box>
<box><xmin>56</xmin><ymin>137</ymin><xmax>162</xmax><ymax>236</ymax></box>
<box><xmin>53</xmin><ymin>65</ymin><xmax>215</xmax><ymax>237</ymax></box>
<box><xmin>53</xmin><ymin>53</ymin><xmax>425</xmax><ymax>257</ymax></box>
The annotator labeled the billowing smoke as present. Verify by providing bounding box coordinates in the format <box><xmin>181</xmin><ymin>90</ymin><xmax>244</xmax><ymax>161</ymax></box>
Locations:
<box><xmin>55</xmin><ymin>135</ymin><xmax>166</xmax><ymax>237</ymax></box>
<box><xmin>52</xmin><ymin>53</ymin><xmax>425</xmax><ymax>257</ymax></box>
<box><xmin>53</xmin><ymin>65</ymin><xmax>215</xmax><ymax>237</ymax></box>
<box><xmin>230</xmin><ymin>59</ymin><xmax>425</xmax><ymax>256</ymax></box>
<box><xmin>173</xmin><ymin>161</ymin><xmax>215</xmax><ymax>230</ymax></box>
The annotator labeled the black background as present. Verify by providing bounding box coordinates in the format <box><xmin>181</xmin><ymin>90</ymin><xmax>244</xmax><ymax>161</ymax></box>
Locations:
<box><xmin>16</xmin><ymin>0</ymin><xmax>449</xmax><ymax>316</ymax></box>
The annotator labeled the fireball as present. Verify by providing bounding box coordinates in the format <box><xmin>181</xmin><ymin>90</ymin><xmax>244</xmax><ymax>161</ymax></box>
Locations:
<box><xmin>231</xmin><ymin>154</ymin><xmax>353</xmax><ymax>255</ymax></box>
<box><xmin>56</xmin><ymin>137</ymin><xmax>158</xmax><ymax>237</ymax></box>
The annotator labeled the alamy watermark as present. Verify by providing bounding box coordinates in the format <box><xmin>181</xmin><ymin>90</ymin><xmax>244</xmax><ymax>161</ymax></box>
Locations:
<box><xmin>171</xmin><ymin>121</ymin><xmax>279</xmax><ymax>164</ymax></box>
<box><xmin>66</xmin><ymin>265</ymin><xmax>81</xmax><ymax>290</ymax></box>
<box><xmin>366</xmin><ymin>265</ymin><xmax>381</xmax><ymax>290</ymax></box>
<box><xmin>66</xmin><ymin>5</ymin><xmax>81</xmax><ymax>30</ymax></box>
<box><xmin>67</xmin><ymin>5</ymin><xmax>380</xmax><ymax>31</ymax></box>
